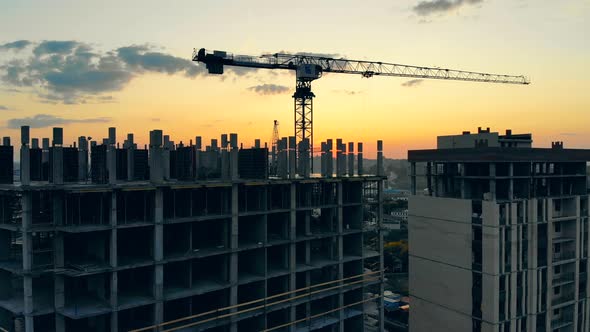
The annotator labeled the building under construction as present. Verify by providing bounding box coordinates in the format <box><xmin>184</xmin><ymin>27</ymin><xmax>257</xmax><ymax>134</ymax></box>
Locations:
<box><xmin>0</xmin><ymin>126</ymin><xmax>385</xmax><ymax>332</ymax></box>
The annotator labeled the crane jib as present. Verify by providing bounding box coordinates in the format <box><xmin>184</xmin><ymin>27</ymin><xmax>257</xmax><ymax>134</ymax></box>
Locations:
<box><xmin>192</xmin><ymin>47</ymin><xmax>530</xmax><ymax>173</ymax></box>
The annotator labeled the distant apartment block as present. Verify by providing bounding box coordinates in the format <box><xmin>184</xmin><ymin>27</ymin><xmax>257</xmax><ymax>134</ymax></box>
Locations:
<box><xmin>408</xmin><ymin>128</ymin><xmax>590</xmax><ymax>332</ymax></box>
<box><xmin>0</xmin><ymin>126</ymin><xmax>385</xmax><ymax>332</ymax></box>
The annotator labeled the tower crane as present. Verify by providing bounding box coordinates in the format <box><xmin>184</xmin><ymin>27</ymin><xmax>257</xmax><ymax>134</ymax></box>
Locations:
<box><xmin>192</xmin><ymin>48</ymin><xmax>529</xmax><ymax>172</ymax></box>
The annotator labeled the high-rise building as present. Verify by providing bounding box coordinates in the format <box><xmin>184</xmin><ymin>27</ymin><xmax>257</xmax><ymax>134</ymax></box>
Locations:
<box><xmin>408</xmin><ymin>128</ymin><xmax>590</xmax><ymax>332</ymax></box>
<box><xmin>0</xmin><ymin>126</ymin><xmax>385</xmax><ymax>332</ymax></box>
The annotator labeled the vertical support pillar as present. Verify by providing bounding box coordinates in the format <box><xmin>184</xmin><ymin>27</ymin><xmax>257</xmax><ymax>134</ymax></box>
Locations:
<box><xmin>508</xmin><ymin>163</ymin><xmax>514</xmax><ymax>200</ymax></box>
<box><xmin>377</xmin><ymin>140</ymin><xmax>384</xmax><ymax>177</ymax></box>
<box><xmin>53</xmin><ymin>191</ymin><xmax>65</xmax><ymax>332</ymax></box>
<box><xmin>336</xmin><ymin>139</ymin><xmax>344</xmax><ymax>177</ymax></box>
<box><xmin>230</xmin><ymin>184</ymin><xmax>239</xmax><ymax>332</ymax></box>
<box><xmin>278</xmin><ymin>138</ymin><xmax>288</xmax><ymax>179</ymax></box>
<box><xmin>288</xmin><ymin>183</ymin><xmax>297</xmax><ymax>332</ymax></box>
<box><xmin>110</xmin><ymin>191</ymin><xmax>118</xmax><ymax>332</ymax></box>
<box><xmin>460</xmin><ymin>163</ymin><xmax>467</xmax><ymax>199</ymax></box>
<box><xmin>377</xmin><ymin>178</ymin><xmax>385</xmax><ymax>332</ymax></box>
<box><xmin>163</xmin><ymin>135</ymin><xmax>171</xmax><ymax>181</ymax></box>
<box><xmin>326</xmin><ymin>139</ymin><xmax>333</xmax><ymax>178</ymax></box>
<box><xmin>426</xmin><ymin>162</ymin><xmax>432</xmax><ymax>196</ymax></box>
<box><xmin>150</xmin><ymin>130</ymin><xmax>164</xmax><ymax>183</ymax></box>
<box><xmin>410</xmin><ymin>162</ymin><xmax>417</xmax><ymax>195</ymax></box>
<box><xmin>107</xmin><ymin>127</ymin><xmax>117</xmax><ymax>184</ymax></box>
<box><xmin>78</xmin><ymin>136</ymin><xmax>89</xmax><ymax>182</ymax></box>
<box><xmin>126</xmin><ymin>133</ymin><xmax>135</xmax><ymax>181</ymax></box>
<box><xmin>221</xmin><ymin>134</ymin><xmax>229</xmax><ymax>180</ymax></box>
<box><xmin>21</xmin><ymin>192</ymin><xmax>34</xmax><ymax>332</ymax></box>
<box><xmin>357</xmin><ymin>143</ymin><xmax>363</xmax><ymax>176</ymax></box>
<box><xmin>20</xmin><ymin>126</ymin><xmax>30</xmax><ymax>185</ymax></box>
<box><xmin>347</xmin><ymin>142</ymin><xmax>354</xmax><ymax>176</ymax></box>
<box><xmin>52</xmin><ymin>128</ymin><xmax>64</xmax><ymax>185</ymax></box>
<box><xmin>489</xmin><ymin>163</ymin><xmax>497</xmax><ymax>200</ymax></box>
<box><xmin>154</xmin><ymin>188</ymin><xmax>164</xmax><ymax>329</ymax></box>
<box><xmin>230</xmin><ymin>133</ymin><xmax>239</xmax><ymax>180</ymax></box>
<box><xmin>336</xmin><ymin>182</ymin><xmax>344</xmax><ymax>332</ymax></box>
<box><xmin>288</xmin><ymin>136</ymin><xmax>296</xmax><ymax>179</ymax></box>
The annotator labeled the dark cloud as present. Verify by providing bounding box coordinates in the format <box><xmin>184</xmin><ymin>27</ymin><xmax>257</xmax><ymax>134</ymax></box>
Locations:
<box><xmin>413</xmin><ymin>0</ymin><xmax>484</xmax><ymax>16</ymax></box>
<box><xmin>33</xmin><ymin>40</ymin><xmax>82</xmax><ymax>56</ymax></box>
<box><xmin>117</xmin><ymin>45</ymin><xmax>203</xmax><ymax>77</ymax></box>
<box><xmin>0</xmin><ymin>40</ymin><xmax>32</xmax><ymax>51</ymax></box>
<box><xmin>6</xmin><ymin>114</ymin><xmax>111</xmax><ymax>129</ymax></box>
<box><xmin>248</xmin><ymin>84</ymin><xmax>290</xmax><ymax>95</ymax></box>
<box><xmin>0</xmin><ymin>40</ymin><xmax>206</xmax><ymax>104</ymax></box>
<box><xmin>401</xmin><ymin>79</ymin><xmax>424</xmax><ymax>87</ymax></box>
<box><xmin>0</xmin><ymin>105</ymin><xmax>11</xmax><ymax>111</ymax></box>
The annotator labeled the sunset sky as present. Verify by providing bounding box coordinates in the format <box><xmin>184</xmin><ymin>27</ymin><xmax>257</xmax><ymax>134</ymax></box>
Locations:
<box><xmin>1</xmin><ymin>0</ymin><xmax>588</xmax><ymax>158</ymax></box>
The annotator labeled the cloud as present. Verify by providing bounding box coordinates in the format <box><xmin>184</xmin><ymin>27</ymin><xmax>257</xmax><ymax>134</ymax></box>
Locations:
<box><xmin>33</xmin><ymin>40</ymin><xmax>81</xmax><ymax>56</ymax></box>
<box><xmin>332</xmin><ymin>89</ymin><xmax>362</xmax><ymax>95</ymax></box>
<box><xmin>248</xmin><ymin>84</ymin><xmax>290</xmax><ymax>95</ymax></box>
<box><xmin>6</xmin><ymin>114</ymin><xmax>111</xmax><ymax>129</ymax></box>
<box><xmin>0</xmin><ymin>40</ymin><xmax>32</xmax><ymax>51</ymax></box>
<box><xmin>413</xmin><ymin>0</ymin><xmax>484</xmax><ymax>16</ymax></box>
<box><xmin>0</xmin><ymin>40</ymin><xmax>206</xmax><ymax>104</ymax></box>
<box><xmin>0</xmin><ymin>105</ymin><xmax>11</xmax><ymax>111</ymax></box>
<box><xmin>117</xmin><ymin>45</ymin><xmax>203</xmax><ymax>77</ymax></box>
<box><xmin>401</xmin><ymin>79</ymin><xmax>424</xmax><ymax>87</ymax></box>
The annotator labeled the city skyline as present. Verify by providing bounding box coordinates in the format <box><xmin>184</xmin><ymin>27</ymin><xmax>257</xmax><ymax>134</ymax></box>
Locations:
<box><xmin>1</xmin><ymin>0</ymin><xmax>589</xmax><ymax>158</ymax></box>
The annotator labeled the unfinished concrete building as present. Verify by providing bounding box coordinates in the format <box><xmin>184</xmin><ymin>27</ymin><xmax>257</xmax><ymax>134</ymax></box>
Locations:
<box><xmin>408</xmin><ymin>128</ymin><xmax>590</xmax><ymax>332</ymax></box>
<box><xmin>0</xmin><ymin>126</ymin><xmax>385</xmax><ymax>332</ymax></box>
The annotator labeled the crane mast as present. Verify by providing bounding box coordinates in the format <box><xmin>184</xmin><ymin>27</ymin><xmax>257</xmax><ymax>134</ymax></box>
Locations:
<box><xmin>193</xmin><ymin>48</ymin><xmax>529</xmax><ymax>174</ymax></box>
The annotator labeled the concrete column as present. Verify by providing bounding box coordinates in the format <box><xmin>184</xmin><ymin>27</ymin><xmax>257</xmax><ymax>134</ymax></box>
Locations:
<box><xmin>460</xmin><ymin>163</ymin><xmax>467</xmax><ymax>199</ymax></box>
<box><xmin>230</xmin><ymin>184</ymin><xmax>239</xmax><ymax>332</ymax></box>
<box><xmin>53</xmin><ymin>192</ymin><xmax>65</xmax><ymax>332</ymax></box>
<box><xmin>357</xmin><ymin>143</ymin><xmax>363</xmax><ymax>176</ymax></box>
<box><xmin>298</xmin><ymin>139</ymin><xmax>310</xmax><ymax>178</ymax></box>
<box><xmin>150</xmin><ymin>130</ymin><xmax>164</xmax><ymax>183</ymax></box>
<box><xmin>489</xmin><ymin>163</ymin><xmax>496</xmax><ymax>200</ymax></box>
<box><xmin>347</xmin><ymin>142</ymin><xmax>354</xmax><ymax>177</ymax></box>
<box><xmin>107</xmin><ymin>127</ymin><xmax>117</xmax><ymax>184</ymax></box>
<box><xmin>288</xmin><ymin>183</ymin><xmax>297</xmax><ymax>332</ymax></box>
<box><xmin>336</xmin><ymin>139</ymin><xmax>344</xmax><ymax>177</ymax></box>
<box><xmin>126</xmin><ymin>133</ymin><xmax>135</xmax><ymax>181</ymax></box>
<box><xmin>326</xmin><ymin>139</ymin><xmax>333</xmax><ymax>178</ymax></box>
<box><xmin>377</xmin><ymin>179</ymin><xmax>385</xmax><ymax>332</ymax></box>
<box><xmin>20</xmin><ymin>126</ymin><xmax>30</xmax><ymax>185</ymax></box>
<box><xmin>410</xmin><ymin>162</ymin><xmax>417</xmax><ymax>195</ymax></box>
<box><xmin>221</xmin><ymin>134</ymin><xmax>229</xmax><ymax>180</ymax></box>
<box><xmin>508</xmin><ymin>163</ymin><xmax>514</xmax><ymax>200</ymax></box>
<box><xmin>336</xmin><ymin>182</ymin><xmax>344</xmax><ymax>331</ymax></box>
<box><xmin>78</xmin><ymin>136</ymin><xmax>89</xmax><ymax>182</ymax></box>
<box><xmin>52</xmin><ymin>128</ymin><xmax>64</xmax><ymax>185</ymax></box>
<box><xmin>377</xmin><ymin>140</ymin><xmax>384</xmax><ymax>177</ymax></box>
<box><xmin>230</xmin><ymin>133</ymin><xmax>239</xmax><ymax>180</ymax></box>
<box><xmin>21</xmin><ymin>192</ymin><xmax>33</xmax><ymax>332</ymax></box>
<box><xmin>320</xmin><ymin>142</ymin><xmax>327</xmax><ymax>177</ymax></box>
<box><xmin>278</xmin><ymin>138</ymin><xmax>288</xmax><ymax>179</ymax></box>
<box><xmin>110</xmin><ymin>191</ymin><xmax>118</xmax><ymax>330</ymax></box>
<box><xmin>154</xmin><ymin>188</ymin><xmax>164</xmax><ymax>327</ymax></box>
<box><xmin>288</xmin><ymin>136</ymin><xmax>296</xmax><ymax>179</ymax></box>
<box><xmin>426</xmin><ymin>162</ymin><xmax>432</xmax><ymax>195</ymax></box>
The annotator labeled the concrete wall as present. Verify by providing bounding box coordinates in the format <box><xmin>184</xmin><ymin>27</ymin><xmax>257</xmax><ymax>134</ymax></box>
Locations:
<box><xmin>409</xmin><ymin>196</ymin><xmax>472</xmax><ymax>268</ymax></box>
<box><xmin>437</xmin><ymin>132</ymin><xmax>500</xmax><ymax>149</ymax></box>
<box><xmin>409</xmin><ymin>195</ymin><xmax>474</xmax><ymax>332</ymax></box>
<box><xmin>409</xmin><ymin>296</ymin><xmax>472</xmax><ymax>332</ymax></box>
<box><xmin>410</xmin><ymin>255</ymin><xmax>472</xmax><ymax>315</ymax></box>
